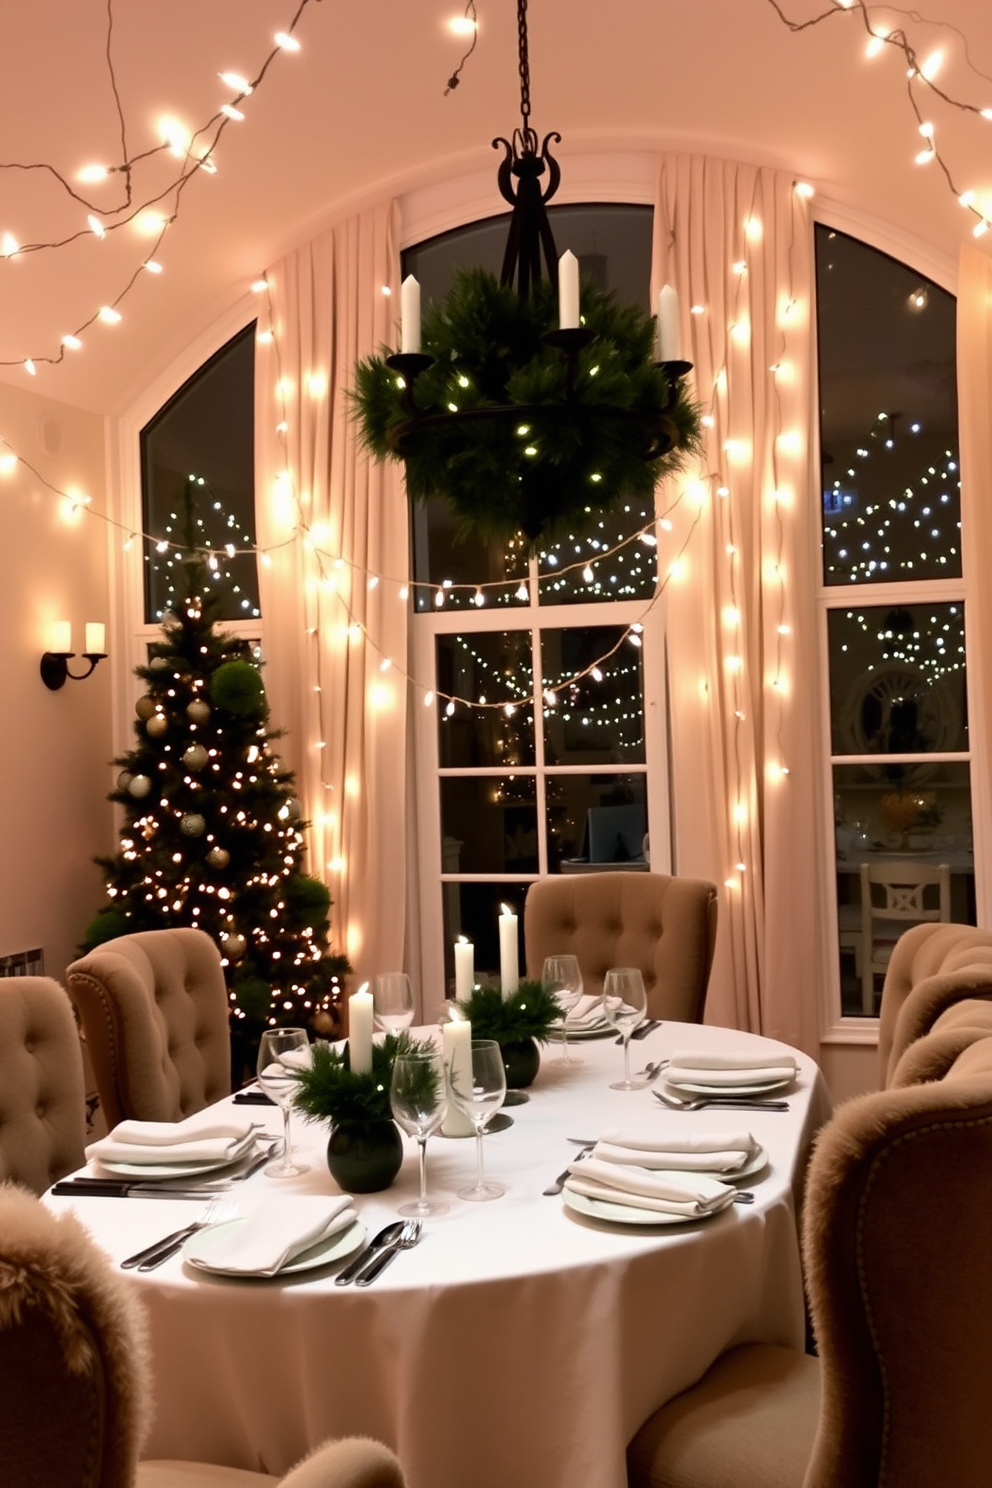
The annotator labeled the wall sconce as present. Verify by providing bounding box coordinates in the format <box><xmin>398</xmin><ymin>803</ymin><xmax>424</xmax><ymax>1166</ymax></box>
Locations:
<box><xmin>40</xmin><ymin>622</ymin><xmax>107</xmax><ymax>690</ymax></box>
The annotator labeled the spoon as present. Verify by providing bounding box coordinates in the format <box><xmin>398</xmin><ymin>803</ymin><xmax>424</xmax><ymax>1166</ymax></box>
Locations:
<box><xmin>334</xmin><ymin>1222</ymin><xmax>404</xmax><ymax>1285</ymax></box>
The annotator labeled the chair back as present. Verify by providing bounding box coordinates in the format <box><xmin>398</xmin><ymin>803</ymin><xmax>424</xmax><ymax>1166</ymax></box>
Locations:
<box><xmin>877</xmin><ymin>920</ymin><xmax>992</xmax><ymax>1086</ymax></box>
<box><xmin>0</xmin><ymin>1182</ymin><xmax>150</xmax><ymax>1488</ymax></box>
<box><xmin>0</xmin><ymin>977</ymin><xmax>86</xmax><ymax>1194</ymax></box>
<box><xmin>524</xmin><ymin>871</ymin><xmax>718</xmax><ymax>1020</ymax></box>
<box><xmin>801</xmin><ymin>1036</ymin><xmax>992</xmax><ymax>1488</ymax></box>
<box><xmin>859</xmin><ymin>859</ymin><xmax>950</xmax><ymax>1017</ymax></box>
<box><xmin>66</xmin><ymin>928</ymin><xmax>231</xmax><ymax>1127</ymax></box>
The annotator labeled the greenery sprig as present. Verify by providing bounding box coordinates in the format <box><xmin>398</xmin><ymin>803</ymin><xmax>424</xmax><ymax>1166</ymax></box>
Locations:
<box><xmin>352</xmin><ymin>267</ymin><xmax>702</xmax><ymax>546</ymax></box>
<box><xmin>455</xmin><ymin>980</ymin><xmax>564</xmax><ymax>1046</ymax></box>
<box><xmin>292</xmin><ymin>1032</ymin><xmax>436</xmax><ymax>1128</ymax></box>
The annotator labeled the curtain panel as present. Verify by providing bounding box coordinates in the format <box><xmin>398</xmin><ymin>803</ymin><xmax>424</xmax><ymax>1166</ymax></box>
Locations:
<box><xmin>653</xmin><ymin>155</ymin><xmax>826</xmax><ymax>1054</ymax></box>
<box><xmin>254</xmin><ymin>201</ymin><xmax>409</xmax><ymax>990</ymax></box>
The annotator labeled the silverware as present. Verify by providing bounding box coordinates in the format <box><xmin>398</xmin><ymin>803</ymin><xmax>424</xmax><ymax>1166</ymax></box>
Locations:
<box><xmin>51</xmin><ymin>1140</ymin><xmax>281</xmax><ymax>1201</ymax></box>
<box><xmin>653</xmin><ymin>1090</ymin><xmax>789</xmax><ymax>1113</ymax></box>
<box><xmin>121</xmin><ymin>1197</ymin><xmax>237</xmax><ymax>1271</ymax></box>
<box><xmin>632</xmin><ymin>1019</ymin><xmax>663</xmax><ymax>1041</ymax></box>
<box><xmin>544</xmin><ymin>1143</ymin><xmax>594</xmax><ymax>1196</ymax></box>
<box><xmin>733</xmin><ymin>1191</ymin><xmax>755</xmax><ymax>1204</ymax></box>
<box><xmin>354</xmin><ymin>1219</ymin><xmax>422</xmax><ymax>1285</ymax></box>
<box><xmin>334</xmin><ymin>1222</ymin><xmax>405</xmax><ymax>1286</ymax></box>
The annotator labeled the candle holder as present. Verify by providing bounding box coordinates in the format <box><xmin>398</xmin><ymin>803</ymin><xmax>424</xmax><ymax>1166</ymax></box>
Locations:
<box><xmin>40</xmin><ymin>649</ymin><xmax>108</xmax><ymax>691</ymax></box>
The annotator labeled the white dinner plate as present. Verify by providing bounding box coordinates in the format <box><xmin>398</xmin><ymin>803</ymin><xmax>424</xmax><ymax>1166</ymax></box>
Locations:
<box><xmin>664</xmin><ymin>1077</ymin><xmax>794</xmax><ymax>1098</ymax></box>
<box><xmin>97</xmin><ymin>1153</ymin><xmax>251</xmax><ymax>1179</ymax></box>
<box><xmin>547</xmin><ymin>1022</ymin><xmax>614</xmax><ymax>1042</ymax></box>
<box><xmin>182</xmin><ymin>1218</ymin><xmax>367</xmax><ymax>1277</ymax></box>
<box><xmin>562</xmin><ymin>1187</ymin><xmax>733</xmax><ymax>1227</ymax></box>
<box><xmin>724</xmin><ymin>1145</ymin><xmax>768</xmax><ymax>1182</ymax></box>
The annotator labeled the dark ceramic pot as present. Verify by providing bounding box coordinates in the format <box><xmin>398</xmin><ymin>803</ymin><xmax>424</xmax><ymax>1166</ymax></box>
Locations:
<box><xmin>326</xmin><ymin>1119</ymin><xmax>403</xmax><ymax>1194</ymax></box>
<box><xmin>500</xmin><ymin>1037</ymin><xmax>541</xmax><ymax>1090</ymax></box>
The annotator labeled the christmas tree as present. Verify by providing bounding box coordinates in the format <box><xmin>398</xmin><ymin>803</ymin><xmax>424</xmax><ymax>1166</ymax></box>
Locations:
<box><xmin>84</xmin><ymin>493</ymin><xmax>349</xmax><ymax>1073</ymax></box>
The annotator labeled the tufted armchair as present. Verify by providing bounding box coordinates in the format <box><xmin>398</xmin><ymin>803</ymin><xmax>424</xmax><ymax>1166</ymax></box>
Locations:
<box><xmin>524</xmin><ymin>871</ymin><xmax>718</xmax><ymax>1021</ymax></box>
<box><xmin>876</xmin><ymin>920</ymin><xmax>992</xmax><ymax>1087</ymax></box>
<box><xmin>0</xmin><ymin>977</ymin><xmax>86</xmax><ymax>1194</ymax></box>
<box><xmin>66</xmin><ymin>928</ymin><xmax>231</xmax><ymax>1127</ymax></box>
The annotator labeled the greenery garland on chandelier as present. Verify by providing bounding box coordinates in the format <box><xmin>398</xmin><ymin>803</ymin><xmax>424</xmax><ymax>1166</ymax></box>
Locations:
<box><xmin>352</xmin><ymin>266</ymin><xmax>703</xmax><ymax>547</ymax></box>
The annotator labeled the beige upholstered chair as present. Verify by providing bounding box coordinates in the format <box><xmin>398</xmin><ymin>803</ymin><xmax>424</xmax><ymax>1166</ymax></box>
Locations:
<box><xmin>0</xmin><ymin>1183</ymin><xmax>407</xmax><ymax>1488</ymax></box>
<box><xmin>876</xmin><ymin>920</ymin><xmax>992</xmax><ymax>1087</ymax></box>
<box><xmin>525</xmin><ymin>871</ymin><xmax>718</xmax><ymax>1021</ymax></box>
<box><xmin>626</xmin><ymin>1036</ymin><xmax>992</xmax><ymax>1488</ymax></box>
<box><xmin>0</xmin><ymin>977</ymin><xmax>86</xmax><ymax>1195</ymax></box>
<box><xmin>66</xmin><ymin>928</ymin><xmax>231</xmax><ymax>1127</ymax></box>
<box><xmin>858</xmin><ymin>859</ymin><xmax>950</xmax><ymax>1016</ymax></box>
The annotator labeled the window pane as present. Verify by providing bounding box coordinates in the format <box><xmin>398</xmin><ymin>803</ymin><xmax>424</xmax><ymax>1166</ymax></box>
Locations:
<box><xmin>815</xmin><ymin>225</ymin><xmax>959</xmax><ymax>587</ymax></box>
<box><xmin>547</xmin><ymin>772</ymin><xmax>647</xmax><ymax>872</ymax></box>
<box><xmin>436</xmin><ymin>632</ymin><xmax>535</xmax><ymax>767</ymax></box>
<box><xmin>440</xmin><ymin>777</ymin><xmax>537</xmax><ymax>875</ymax></box>
<box><xmin>535</xmin><ymin>512</ymin><xmax>658</xmax><ymax>606</ymax></box>
<box><xmin>141</xmin><ymin>325</ymin><xmax>259</xmax><ymax>623</ymax></box>
<box><xmin>542</xmin><ymin>626</ymin><xmax>645</xmax><ymax>764</ymax></box>
<box><xmin>827</xmin><ymin>602</ymin><xmax>967</xmax><ymax>756</ymax></box>
<box><xmin>833</xmin><ymin>760</ymin><xmax>974</xmax><ymax>1016</ymax></box>
<box><xmin>441</xmin><ymin>881</ymin><xmax>528</xmax><ymax>996</ymax></box>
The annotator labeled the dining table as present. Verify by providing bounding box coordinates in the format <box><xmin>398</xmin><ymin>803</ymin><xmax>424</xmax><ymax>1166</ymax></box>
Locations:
<box><xmin>46</xmin><ymin>1022</ymin><xmax>832</xmax><ymax>1488</ymax></box>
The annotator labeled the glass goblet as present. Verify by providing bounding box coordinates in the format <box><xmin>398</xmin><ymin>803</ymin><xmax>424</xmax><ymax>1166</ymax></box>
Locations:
<box><xmin>542</xmin><ymin>953</ymin><xmax>584</xmax><ymax>1066</ymax></box>
<box><xmin>390</xmin><ymin>1050</ymin><xmax>449</xmax><ymax>1217</ymax></box>
<box><xmin>256</xmin><ymin>1026</ymin><xmax>311</xmax><ymax>1177</ymax></box>
<box><xmin>601</xmin><ymin>968</ymin><xmax>648</xmax><ymax>1091</ymax></box>
<box><xmin>372</xmin><ymin>972</ymin><xmax>416</xmax><ymax>1032</ymax></box>
<box><xmin>447</xmin><ymin>1039</ymin><xmax>507</xmax><ymax>1201</ymax></box>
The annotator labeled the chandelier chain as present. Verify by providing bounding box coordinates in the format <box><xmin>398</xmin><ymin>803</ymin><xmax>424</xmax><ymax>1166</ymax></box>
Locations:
<box><xmin>517</xmin><ymin>0</ymin><xmax>532</xmax><ymax>143</ymax></box>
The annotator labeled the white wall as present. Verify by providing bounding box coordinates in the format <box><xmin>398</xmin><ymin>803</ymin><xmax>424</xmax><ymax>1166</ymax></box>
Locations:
<box><xmin>0</xmin><ymin>381</ymin><xmax>115</xmax><ymax>986</ymax></box>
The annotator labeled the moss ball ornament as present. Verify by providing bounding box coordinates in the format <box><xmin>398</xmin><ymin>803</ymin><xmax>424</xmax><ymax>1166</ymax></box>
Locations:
<box><xmin>283</xmin><ymin>873</ymin><xmax>331</xmax><ymax>928</ymax></box>
<box><xmin>210</xmin><ymin>660</ymin><xmax>266</xmax><ymax>716</ymax></box>
<box><xmin>82</xmin><ymin>906</ymin><xmax>130</xmax><ymax>950</ymax></box>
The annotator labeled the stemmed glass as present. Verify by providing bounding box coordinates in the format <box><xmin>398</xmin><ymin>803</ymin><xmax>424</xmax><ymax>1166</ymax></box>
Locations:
<box><xmin>372</xmin><ymin>972</ymin><xmax>416</xmax><ymax>1032</ymax></box>
<box><xmin>447</xmin><ymin>1039</ymin><xmax>507</xmax><ymax>1201</ymax></box>
<box><xmin>256</xmin><ymin>1027</ymin><xmax>311</xmax><ymax>1177</ymax></box>
<box><xmin>542</xmin><ymin>954</ymin><xmax>584</xmax><ymax>1065</ymax></box>
<box><xmin>601</xmin><ymin>968</ymin><xmax>648</xmax><ymax>1091</ymax></box>
<box><xmin>390</xmin><ymin>1049</ymin><xmax>449</xmax><ymax>1217</ymax></box>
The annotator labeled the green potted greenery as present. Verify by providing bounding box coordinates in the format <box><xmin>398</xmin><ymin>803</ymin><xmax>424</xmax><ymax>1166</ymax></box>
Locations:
<box><xmin>292</xmin><ymin>1032</ymin><xmax>435</xmax><ymax>1193</ymax></box>
<box><xmin>455</xmin><ymin>980</ymin><xmax>564</xmax><ymax>1090</ymax></box>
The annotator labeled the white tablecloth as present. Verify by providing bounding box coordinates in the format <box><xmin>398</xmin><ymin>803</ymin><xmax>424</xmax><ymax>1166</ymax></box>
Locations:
<box><xmin>48</xmin><ymin>1024</ymin><xmax>831</xmax><ymax>1488</ymax></box>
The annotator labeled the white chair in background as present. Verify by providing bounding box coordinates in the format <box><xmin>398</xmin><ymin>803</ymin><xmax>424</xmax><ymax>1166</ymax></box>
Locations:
<box><xmin>859</xmin><ymin>859</ymin><xmax>951</xmax><ymax>1016</ymax></box>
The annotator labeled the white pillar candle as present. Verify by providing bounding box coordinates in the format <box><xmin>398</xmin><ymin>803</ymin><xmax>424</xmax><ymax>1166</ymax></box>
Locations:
<box><xmin>50</xmin><ymin>621</ymin><xmax>72</xmax><ymax>654</ymax></box>
<box><xmin>400</xmin><ymin>275</ymin><xmax>421</xmax><ymax>354</ymax></box>
<box><xmin>454</xmin><ymin>937</ymin><xmax>474</xmax><ymax>1000</ymax></box>
<box><xmin>348</xmin><ymin>986</ymin><xmax>374</xmax><ymax>1075</ymax></box>
<box><xmin>499</xmin><ymin>904</ymin><xmax>519</xmax><ymax>1000</ymax></box>
<box><xmin>656</xmin><ymin>283</ymin><xmax>681</xmax><ymax>362</ymax></box>
<box><xmin>441</xmin><ymin>1017</ymin><xmax>474</xmax><ymax>1137</ymax></box>
<box><xmin>85</xmin><ymin>622</ymin><xmax>105</xmax><ymax>654</ymax></box>
<box><xmin>558</xmin><ymin>250</ymin><xmax>580</xmax><ymax>329</ymax></box>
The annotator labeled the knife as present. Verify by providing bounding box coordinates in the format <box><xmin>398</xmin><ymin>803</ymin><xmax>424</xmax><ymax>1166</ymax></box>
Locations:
<box><xmin>51</xmin><ymin>1179</ymin><xmax>221</xmax><ymax>1199</ymax></box>
<box><xmin>334</xmin><ymin>1222</ymin><xmax>404</xmax><ymax>1286</ymax></box>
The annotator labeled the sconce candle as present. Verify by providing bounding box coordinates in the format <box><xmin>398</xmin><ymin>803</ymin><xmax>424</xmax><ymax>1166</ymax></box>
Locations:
<box><xmin>50</xmin><ymin>621</ymin><xmax>72</xmax><ymax>654</ymax></box>
<box><xmin>499</xmin><ymin>904</ymin><xmax>519</xmax><ymax>1000</ymax></box>
<box><xmin>84</xmin><ymin>622</ymin><xmax>106</xmax><ymax>655</ymax></box>
<box><xmin>41</xmin><ymin>620</ymin><xmax>108</xmax><ymax>690</ymax></box>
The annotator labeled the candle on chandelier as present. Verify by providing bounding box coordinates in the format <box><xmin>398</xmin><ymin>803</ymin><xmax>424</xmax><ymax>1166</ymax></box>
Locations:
<box><xmin>401</xmin><ymin>275</ymin><xmax>421</xmax><ymax>354</ymax></box>
<box><xmin>657</xmin><ymin>283</ymin><xmax>681</xmax><ymax>362</ymax></box>
<box><xmin>558</xmin><ymin>250</ymin><xmax>580</xmax><ymax>329</ymax></box>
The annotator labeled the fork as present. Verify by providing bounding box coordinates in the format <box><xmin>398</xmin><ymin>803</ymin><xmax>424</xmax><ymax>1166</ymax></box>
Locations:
<box><xmin>653</xmin><ymin>1090</ymin><xmax>789</xmax><ymax>1113</ymax></box>
<box><xmin>354</xmin><ymin>1219</ymin><xmax>422</xmax><ymax>1285</ymax></box>
<box><xmin>544</xmin><ymin>1143</ymin><xmax>594</xmax><ymax>1196</ymax></box>
<box><xmin>121</xmin><ymin>1197</ymin><xmax>238</xmax><ymax>1271</ymax></box>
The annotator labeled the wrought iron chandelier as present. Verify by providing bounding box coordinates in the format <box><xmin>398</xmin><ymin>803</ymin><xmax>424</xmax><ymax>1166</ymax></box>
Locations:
<box><xmin>353</xmin><ymin>0</ymin><xmax>700</xmax><ymax>546</ymax></box>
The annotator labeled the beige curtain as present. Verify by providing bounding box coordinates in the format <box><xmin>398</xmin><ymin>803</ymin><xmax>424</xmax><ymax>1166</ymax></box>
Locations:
<box><xmin>254</xmin><ymin>201</ymin><xmax>409</xmax><ymax>987</ymax></box>
<box><xmin>653</xmin><ymin>155</ymin><xmax>826</xmax><ymax>1053</ymax></box>
<box><xmin>957</xmin><ymin>244</ymin><xmax>992</xmax><ymax>928</ymax></box>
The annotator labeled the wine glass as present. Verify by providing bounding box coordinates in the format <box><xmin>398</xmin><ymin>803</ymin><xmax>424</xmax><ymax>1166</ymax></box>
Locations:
<box><xmin>601</xmin><ymin>968</ymin><xmax>648</xmax><ymax>1091</ymax></box>
<box><xmin>447</xmin><ymin>1039</ymin><xmax>507</xmax><ymax>1201</ymax></box>
<box><xmin>390</xmin><ymin>1049</ymin><xmax>449</xmax><ymax>1216</ymax></box>
<box><xmin>256</xmin><ymin>1027</ymin><xmax>311</xmax><ymax>1177</ymax></box>
<box><xmin>372</xmin><ymin>972</ymin><xmax>416</xmax><ymax>1032</ymax></box>
<box><xmin>542</xmin><ymin>953</ymin><xmax>584</xmax><ymax>1065</ymax></box>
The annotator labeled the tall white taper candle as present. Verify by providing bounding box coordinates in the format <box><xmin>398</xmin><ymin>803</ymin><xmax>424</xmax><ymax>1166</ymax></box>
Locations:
<box><xmin>499</xmin><ymin>905</ymin><xmax>519</xmax><ymax>1000</ymax></box>
<box><xmin>348</xmin><ymin>986</ymin><xmax>375</xmax><ymax>1075</ymax></box>
<box><xmin>558</xmin><ymin>250</ymin><xmax>580</xmax><ymax>329</ymax></box>
<box><xmin>441</xmin><ymin>1017</ymin><xmax>475</xmax><ymax>1137</ymax></box>
<box><xmin>454</xmin><ymin>937</ymin><xmax>474</xmax><ymax>1000</ymax></box>
<box><xmin>401</xmin><ymin>275</ymin><xmax>421</xmax><ymax>354</ymax></box>
<box><xmin>656</xmin><ymin>283</ymin><xmax>681</xmax><ymax>362</ymax></box>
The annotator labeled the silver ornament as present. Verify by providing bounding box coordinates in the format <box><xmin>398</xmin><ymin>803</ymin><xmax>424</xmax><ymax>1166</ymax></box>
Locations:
<box><xmin>206</xmin><ymin>846</ymin><xmax>230</xmax><ymax>869</ymax></box>
<box><xmin>148</xmin><ymin>656</ymin><xmax>170</xmax><ymax>671</ymax></box>
<box><xmin>128</xmin><ymin>775</ymin><xmax>152</xmax><ymax>798</ymax></box>
<box><xmin>180</xmin><ymin>813</ymin><xmax>206</xmax><ymax>837</ymax></box>
<box><xmin>187</xmin><ymin>698</ymin><xmax>211</xmax><ymax>724</ymax></box>
<box><xmin>116</xmin><ymin>770</ymin><xmax>132</xmax><ymax>792</ymax></box>
<box><xmin>182</xmin><ymin>743</ymin><xmax>209</xmax><ymax>771</ymax></box>
<box><xmin>135</xmin><ymin>694</ymin><xmax>156</xmax><ymax>720</ymax></box>
<box><xmin>146</xmin><ymin>714</ymin><xmax>168</xmax><ymax>738</ymax></box>
<box><xmin>221</xmin><ymin>933</ymin><xmax>246</xmax><ymax>958</ymax></box>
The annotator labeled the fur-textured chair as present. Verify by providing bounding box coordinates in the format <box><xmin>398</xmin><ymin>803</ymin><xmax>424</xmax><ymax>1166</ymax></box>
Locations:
<box><xmin>0</xmin><ymin>976</ymin><xmax>86</xmax><ymax>1194</ymax></box>
<box><xmin>524</xmin><ymin>871</ymin><xmax>718</xmax><ymax>1021</ymax></box>
<box><xmin>626</xmin><ymin>1035</ymin><xmax>992</xmax><ymax>1488</ymax></box>
<box><xmin>66</xmin><ymin>928</ymin><xmax>231</xmax><ymax>1127</ymax></box>
<box><xmin>0</xmin><ymin>1184</ymin><xmax>407</xmax><ymax>1488</ymax></box>
<box><xmin>876</xmin><ymin>921</ymin><xmax>992</xmax><ymax>1087</ymax></box>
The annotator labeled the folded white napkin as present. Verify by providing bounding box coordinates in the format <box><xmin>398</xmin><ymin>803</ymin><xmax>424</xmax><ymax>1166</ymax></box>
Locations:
<box><xmin>592</xmin><ymin>1127</ymin><xmax>759</xmax><ymax>1174</ymax></box>
<box><xmin>565</xmin><ymin>1158</ymin><xmax>734</xmax><ymax>1217</ymax></box>
<box><xmin>190</xmin><ymin>1196</ymin><xmax>358</xmax><ymax>1275</ymax></box>
<box><xmin>87</xmin><ymin>1112</ymin><xmax>257</xmax><ymax>1166</ymax></box>
<box><xmin>565</xmin><ymin>994</ymin><xmax>607</xmax><ymax>1027</ymax></box>
<box><xmin>666</xmin><ymin>1048</ymin><xmax>798</xmax><ymax>1088</ymax></box>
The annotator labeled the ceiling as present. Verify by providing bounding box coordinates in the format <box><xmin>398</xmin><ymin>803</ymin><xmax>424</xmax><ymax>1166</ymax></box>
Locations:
<box><xmin>2</xmin><ymin>0</ymin><xmax>990</xmax><ymax>416</ymax></box>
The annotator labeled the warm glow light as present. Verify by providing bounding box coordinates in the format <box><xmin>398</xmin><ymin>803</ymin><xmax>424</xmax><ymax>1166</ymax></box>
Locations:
<box><xmin>159</xmin><ymin>117</ymin><xmax>192</xmax><ymax>157</ymax></box>
<box><xmin>134</xmin><ymin>210</ymin><xmax>167</xmax><ymax>236</ymax></box>
<box><xmin>919</xmin><ymin>49</ymin><xmax>943</xmax><ymax>81</ymax></box>
<box><xmin>61</xmin><ymin>334</ymin><xmax>82</xmax><ymax>350</ymax></box>
<box><xmin>447</xmin><ymin>15</ymin><xmax>478</xmax><ymax>35</ymax></box>
<box><xmin>274</xmin><ymin>31</ymin><xmax>301</xmax><ymax>50</ymax></box>
<box><xmin>87</xmin><ymin>213</ymin><xmax>106</xmax><ymax>238</ymax></box>
<box><xmin>794</xmin><ymin>180</ymin><xmax>815</xmax><ymax>198</ymax></box>
<box><xmin>0</xmin><ymin>452</ymin><xmax>17</xmax><ymax>475</ymax></box>
<box><xmin>77</xmin><ymin>164</ymin><xmax>109</xmax><ymax>182</ymax></box>
<box><xmin>220</xmin><ymin>103</ymin><xmax>245</xmax><ymax>121</ymax></box>
<box><xmin>98</xmin><ymin>305</ymin><xmax>121</xmax><ymax>324</ymax></box>
<box><xmin>144</xmin><ymin>259</ymin><xmax>163</xmax><ymax>273</ymax></box>
<box><xmin>220</xmin><ymin>72</ymin><xmax>253</xmax><ymax>94</ymax></box>
<box><xmin>1</xmin><ymin>233</ymin><xmax>19</xmax><ymax>257</ymax></box>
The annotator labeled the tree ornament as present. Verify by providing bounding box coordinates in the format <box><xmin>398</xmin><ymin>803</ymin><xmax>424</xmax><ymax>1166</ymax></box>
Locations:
<box><xmin>128</xmin><ymin>774</ymin><xmax>152</xmax><ymax>798</ymax></box>
<box><xmin>206</xmin><ymin>845</ymin><xmax>230</xmax><ymax>869</ymax></box>
<box><xmin>180</xmin><ymin>812</ymin><xmax>206</xmax><ymax>837</ymax></box>
<box><xmin>211</xmin><ymin>659</ymin><xmax>266</xmax><ymax>716</ymax></box>
<box><xmin>182</xmin><ymin>743</ymin><xmax>209</xmax><ymax>771</ymax></box>
<box><xmin>146</xmin><ymin>714</ymin><xmax>168</xmax><ymax>738</ymax></box>
<box><xmin>135</xmin><ymin>695</ymin><xmax>156</xmax><ymax>720</ymax></box>
<box><xmin>222</xmin><ymin>933</ymin><xmax>246</xmax><ymax>959</ymax></box>
<box><xmin>148</xmin><ymin>656</ymin><xmax>170</xmax><ymax>671</ymax></box>
<box><xmin>285</xmin><ymin>798</ymin><xmax>302</xmax><ymax>822</ymax></box>
<box><xmin>187</xmin><ymin>698</ymin><xmax>211</xmax><ymax>724</ymax></box>
<box><xmin>116</xmin><ymin>770</ymin><xmax>133</xmax><ymax>792</ymax></box>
